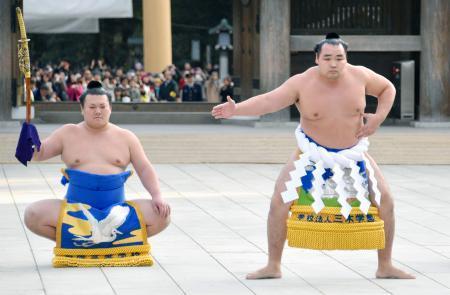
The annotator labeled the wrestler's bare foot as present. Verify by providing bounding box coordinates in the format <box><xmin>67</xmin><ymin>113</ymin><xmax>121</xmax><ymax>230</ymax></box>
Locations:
<box><xmin>246</xmin><ymin>265</ymin><xmax>282</xmax><ymax>280</ymax></box>
<box><xmin>376</xmin><ymin>264</ymin><xmax>415</xmax><ymax>279</ymax></box>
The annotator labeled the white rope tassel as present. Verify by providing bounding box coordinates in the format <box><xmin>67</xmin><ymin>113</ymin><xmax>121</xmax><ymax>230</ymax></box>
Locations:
<box><xmin>331</xmin><ymin>164</ymin><xmax>352</xmax><ymax>218</ymax></box>
<box><xmin>349</xmin><ymin>162</ymin><xmax>371</xmax><ymax>215</ymax></box>
<box><xmin>363</xmin><ymin>154</ymin><xmax>382</xmax><ymax>206</ymax></box>
<box><xmin>310</xmin><ymin>160</ymin><xmax>325</xmax><ymax>213</ymax></box>
<box><xmin>281</xmin><ymin>152</ymin><xmax>312</xmax><ymax>203</ymax></box>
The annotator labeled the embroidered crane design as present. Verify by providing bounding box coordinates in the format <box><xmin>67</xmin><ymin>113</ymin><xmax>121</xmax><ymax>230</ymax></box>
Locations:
<box><xmin>73</xmin><ymin>203</ymin><xmax>130</xmax><ymax>247</ymax></box>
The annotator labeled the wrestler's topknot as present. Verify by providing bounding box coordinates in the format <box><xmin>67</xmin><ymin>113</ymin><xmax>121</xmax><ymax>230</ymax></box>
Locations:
<box><xmin>325</xmin><ymin>32</ymin><xmax>340</xmax><ymax>40</ymax></box>
<box><xmin>314</xmin><ymin>32</ymin><xmax>348</xmax><ymax>55</ymax></box>
<box><xmin>87</xmin><ymin>80</ymin><xmax>104</xmax><ymax>90</ymax></box>
<box><xmin>79</xmin><ymin>81</ymin><xmax>111</xmax><ymax>107</ymax></box>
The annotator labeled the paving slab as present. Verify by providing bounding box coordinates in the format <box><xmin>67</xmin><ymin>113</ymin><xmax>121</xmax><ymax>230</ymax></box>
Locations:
<box><xmin>0</xmin><ymin>163</ymin><xmax>449</xmax><ymax>295</ymax></box>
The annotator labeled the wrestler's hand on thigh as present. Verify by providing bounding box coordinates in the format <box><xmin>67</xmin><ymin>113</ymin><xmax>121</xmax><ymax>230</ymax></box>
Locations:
<box><xmin>152</xmin><ymin>197</ymin><xmax>171</xmax><ymax>218</ymax></box>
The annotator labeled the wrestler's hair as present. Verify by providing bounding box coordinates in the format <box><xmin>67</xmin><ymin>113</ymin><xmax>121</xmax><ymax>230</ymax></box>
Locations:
<box><xmin>314</xmin><ymin>32</ymin><xmax>348</xmax><ymax>56</ymax></box>
<box><xmin>79</xmin><ymin>81</ymin><xmax>112</xmax><ymax>107</ymax></box>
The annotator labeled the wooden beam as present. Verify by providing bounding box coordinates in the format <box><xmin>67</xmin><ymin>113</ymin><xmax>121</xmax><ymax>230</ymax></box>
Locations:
<box><xmin>290</xmin><ymin>35</ymin><xmax>422</xmax><ymax>52</ymax></box>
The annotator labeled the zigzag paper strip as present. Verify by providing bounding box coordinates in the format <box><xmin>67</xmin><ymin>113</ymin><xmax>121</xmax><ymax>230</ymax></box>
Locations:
<box><xmin>281</xmin><ymin>152</ymin><xmax>312</xmax><ymax>203</ymax></box>
<box><xmin>349</xmin><ymin>162</ymin><xmax>371</xmax><ymax>215</ymax></box>
<box><xmin>310</xmin><ymin>160</ymin><xmax>325</xmax><ymax>213</ymax></box>
<box><xmin>363</xmin><ymin>154</ymin><xmax>382</xmax><ymax>206</ymax></box>
<box><xmin>331</xmin><ymin>164</ymin><xmax>352</xmax><ymax>218</ymax></box>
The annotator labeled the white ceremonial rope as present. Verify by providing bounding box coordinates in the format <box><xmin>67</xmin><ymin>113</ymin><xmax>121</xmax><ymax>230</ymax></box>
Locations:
<box><xmin>349</xmin><ymin>161</ymin><xmax>371</xmax><ymax>215</ymax></box>
<box><xmin>310</xmin><ymin>160</ymin><xmax>326</xmax><ymax>213</ymax></box>
<box><xmin>281</xmin><ymin>125</ymin><xmax>382</xmax><ymax>219</ymax></box>
<box><xmin>362</xmin><ymin>154</ymin><xmax>382</xmax><ymax>207</ymax></box>
<box><xmin>331</xmin><ymin>164</ymin><xmax>352</xmax><ymax>218</ymax></box>
<box><xmin>281</xmin><ymin>151</ymin><xmax>311</xmax><ymax>203</ymax></box>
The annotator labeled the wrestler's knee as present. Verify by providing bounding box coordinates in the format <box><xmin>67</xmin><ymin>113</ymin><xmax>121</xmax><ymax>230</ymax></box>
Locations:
<box><xmin>379</xmin><ymin>189</ymin><xmax>395</xmax><ymax>216</ymax></box>
<box><xmin>24</xmin><ymin>203</ymin><xmax>40</xmax><ymax>231</ymax></box>
<box><xmin>269</xmin><ymin>187</ymin><xmax>291</xmax><ymax>218</ymax></box>
<box><xmin>156</xmin><ymin>210</ymin><xmax>171</xmax><ymax>230</ymax></box>
<box><xmin>272</xmin><ymin>171</ymin><xmax>287</xmax><ymax>200</ymax></box>
<box><xmin>160</xmin><ymin>213</ymin><xmax>171</xmax><ymax>231</ymax></box>
<box><xmin>147</xmin><ymin>213</ymin><xmax>170</xmax><ymax>237</ymax></box>
<box><xmin>269</xmin><ymin>196</ymin><xmax>282</xmax><ymax>213</ymax></box>
<box><xmin>274</xmin><ymin>172</ymin><xmax>287</xmax><ymax>193</ymax></box>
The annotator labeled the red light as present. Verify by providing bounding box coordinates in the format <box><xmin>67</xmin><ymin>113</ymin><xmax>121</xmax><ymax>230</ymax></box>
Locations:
<box><xmin>392</xmin><ymin>67</ymin><xmax>400</xmax><ymax>75</ymax></box>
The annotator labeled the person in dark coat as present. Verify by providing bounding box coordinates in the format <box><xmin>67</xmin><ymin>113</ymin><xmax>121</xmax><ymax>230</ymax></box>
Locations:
<box><xmin>159</xmin><ymin>70</ymin><xmax>178</xmax><ymax>102</ymax></box>
<box><xmin>220</xmin><ymin>76</ymin><xmax>234</xmax><ymax>103</ymax></box>
<box><xmin>181</xmin><ymin>73</ymin><xmax>202</xmax><ymax>102</ymax></box>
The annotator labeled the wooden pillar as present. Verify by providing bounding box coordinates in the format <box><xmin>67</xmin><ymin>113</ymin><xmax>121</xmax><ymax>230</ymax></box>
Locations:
<box><xmin>143</xmin><ymin>0</ymin><xmax>172</xmax><ymax>73</ymax></box>
<box><xmin>259</xmin><ymin>0</ymin><xmax>290</xmax><ymax>122</ymax></box>
<box><xmin>0</xmin><ymin>0</ymin><xmax>15</xmax><ymax>121</ymax></box>
<box><xmin>233</xmin><ymin>0</ymin><xmax>257</xmax><ymax>101</ymax></box>
<box><xmin>420</xmin><ymin>0</ymin><xmax>450</xmax><ymax>121</ymax></box>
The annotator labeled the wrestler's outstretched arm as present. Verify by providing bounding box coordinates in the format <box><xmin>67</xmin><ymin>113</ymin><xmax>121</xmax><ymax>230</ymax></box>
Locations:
<box><xmin>212</xmin><ymin>74</ymin><xmax>301</xmax><ymax>119</ymax></box>
<box><xmin>127</xmin><ymin>131</ymin><xmax>170</xmax><ymax>218</ymax></box>
<box><xmin>356</xmin><ymin>67</ymin><xmax>396</xmax><ymax>138</ymax></box>
<box><xmin>32</xmin><ymin>125</ymin><xmax>66</xmax><ymax>161</ymax></box>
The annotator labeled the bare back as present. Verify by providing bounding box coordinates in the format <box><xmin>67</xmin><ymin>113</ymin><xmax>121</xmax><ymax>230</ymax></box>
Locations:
<box><xmin>295</xmin><ymin>65</ymin><xmax>367</xmax><ymax>149</ymax></box>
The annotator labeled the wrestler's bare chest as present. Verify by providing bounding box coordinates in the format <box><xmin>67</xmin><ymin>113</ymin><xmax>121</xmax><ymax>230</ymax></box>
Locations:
<box><xmin>61</xmin><ymin>129</ymin><xmax>130</xmax><ymax>170</ymax></box>
<box><xmin>295</xmin><ymin>71</ymin><xmax>367</xmax><ymax>148</ymax></box>
<box><xmin>298</xmin><ymin>77</ymin><xmax>366</xmax><ymax>120</ymax></box>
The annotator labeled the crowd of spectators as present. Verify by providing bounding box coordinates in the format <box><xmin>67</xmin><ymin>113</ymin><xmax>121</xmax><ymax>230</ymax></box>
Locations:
<box><xmin>30</xmin><ymin>59</ymin><xmax>234</xmax><ymax>104</ymax></box>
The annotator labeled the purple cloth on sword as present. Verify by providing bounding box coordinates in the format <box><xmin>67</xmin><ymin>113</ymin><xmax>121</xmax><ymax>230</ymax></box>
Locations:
<box><xmin>15</xmin><ymin>122</ymin><xmax>41</xmax><ymax>166</ymax></box>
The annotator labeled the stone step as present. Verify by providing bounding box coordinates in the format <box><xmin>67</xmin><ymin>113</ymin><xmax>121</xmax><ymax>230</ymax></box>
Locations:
<box><xmin>36</xmin><ymin>111</ymin><xmax>219</xmax><ymax>124</ymax></box>
<box><xmin>34</xmin><ymin>102</ymin><xmax>219</xmax><ymax>124</ymax></box>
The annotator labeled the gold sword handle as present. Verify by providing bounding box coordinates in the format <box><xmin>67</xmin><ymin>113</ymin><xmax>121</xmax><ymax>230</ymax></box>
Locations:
<box><xmin>16</xmin><ymin>7</ymin><xmax>31</xmax><ymax>123</ymax></box>
<box><xmin>16</xmin><ymin>7</ymin><xmax>31</xmax><ymax>79</ymax></box>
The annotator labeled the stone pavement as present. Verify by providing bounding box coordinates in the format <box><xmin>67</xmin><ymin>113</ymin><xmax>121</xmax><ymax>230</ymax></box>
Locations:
<box><xmin>1</xmin><ymin>123</ymin><xmax>450</xmax><ymax>164</ymax></box>
<box><xmin>1</xmin><ymin>163</ymin><xmax>450</xmax><ymax>295</ymax></box>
